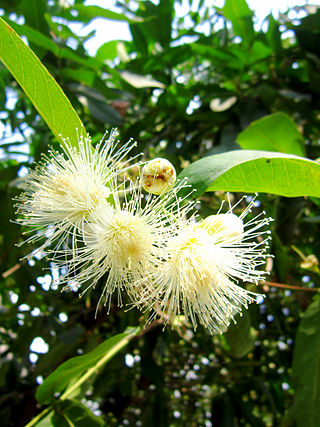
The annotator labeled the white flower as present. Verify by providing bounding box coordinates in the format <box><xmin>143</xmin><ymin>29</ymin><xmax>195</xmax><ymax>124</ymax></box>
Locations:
<box><xmin>196</xmin><ymin>213</ymin><xmax>244</xmax><ymax>243</ymax></box>
<box><xmin>15</xmin><ymin>129</ymin><xmax>137</xmax><ymax>253</ymax></box>
<box><xmin>143</xmin><ymin>196</ymin><xmax>272</xmax><ymax>335</ymax></box>
<box><xmin>58</xmin><ymin>177</ymin><xmax>194</xmax><ymax>314</ymax></box>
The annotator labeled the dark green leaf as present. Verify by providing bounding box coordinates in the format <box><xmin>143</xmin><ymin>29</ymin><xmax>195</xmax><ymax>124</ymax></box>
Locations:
<box><xmin>51</xmin><ymin>412</ymin><xmax>70</xmax><ymax>427</ymax></box>
<box><xmin>54</xmin><ymin>399</ymin><xmax>104</xmax><ymax>427</ymax></box>
<box><xmin>36</xmin><ymin>327</ymin><xmax>139</xmax><ymax>404</ymax></box>
<box><xmin>290</xmin><ymin>298</ymin><xmax>320</xmax><ymax>427</ymax></box>
<box><xmin>294</xmin><ymin>9</ymin><xmax>320</xmax><ymax>56</ymax></box>
<box><xmin>224</xmin><ymin>311</ymin><xmax>255</xmax><ymax>358</ymax></box>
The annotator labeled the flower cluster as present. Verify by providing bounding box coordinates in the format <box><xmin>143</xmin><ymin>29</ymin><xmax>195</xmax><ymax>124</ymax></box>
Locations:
<box><xmin>15</xmin><ymin>130</ymin><xmax>272</xmax><ymax>334</ymax></box>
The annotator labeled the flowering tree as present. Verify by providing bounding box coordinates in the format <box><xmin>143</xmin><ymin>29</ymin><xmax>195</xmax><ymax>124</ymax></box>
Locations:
<box><xmin>0</xmin><ymin>1</ymin><xmax>320</xmax><ymax>426</ymax></box>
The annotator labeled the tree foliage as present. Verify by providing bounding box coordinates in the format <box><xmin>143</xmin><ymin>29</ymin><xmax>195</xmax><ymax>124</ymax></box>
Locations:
<box><xmin>0</xmin><ymin>1</ymin><xmax>320</xmax><ymax>426</ymax></box>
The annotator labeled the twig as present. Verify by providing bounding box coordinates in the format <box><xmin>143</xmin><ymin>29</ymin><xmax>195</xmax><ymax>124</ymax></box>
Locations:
<box><xmin>2</xmin><ymin>262</ymin><xmax>23</xmax><ymax>279</ymax></box>
<box><xmin>262</xmin><ymin>280</ymin><xmax>319</xmax><ymax>293</ymax></box>
<box><xmin>137</xmin><ymin>319</ymin><xmax>163</xmax><ymax>338</ymax></box>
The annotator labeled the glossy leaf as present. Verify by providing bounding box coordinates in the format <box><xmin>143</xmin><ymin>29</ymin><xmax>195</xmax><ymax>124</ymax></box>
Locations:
<box><xmin>36</xmin><ymin>327</ymin><xmax>139</xmax><ymax>405</ymax></box>
<box><xmin>178</xmin><ymin>150</ymin><xmax>320</xmax><ymax>198</ymax></box>
<box><xmin>0</xmin><ymin>17</ymin><xmax>86</xmax><ymax>146</ymax></box>
<box><xmin>290</xmin><ymin>298</ymin><xmax>320</xmax><ymax>427</ymax></box>
<box><xmin>237</xmin><ymin>112</ymin><xmax>305</xmax><ymax>156</ymax></box>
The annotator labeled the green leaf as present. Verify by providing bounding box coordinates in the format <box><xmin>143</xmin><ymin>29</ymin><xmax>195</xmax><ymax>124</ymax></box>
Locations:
<box><xmin>36</xmin><ymin>327</ymin><xmax>139</xmax><ymax>405</ymax></box>
<box><xmin>266</xmin><ymin>14</ymin><xmax>281</xmax><ymax>52</ymax></box>
<box><xmin>95</xmin><ymin>40</ymin><xmax>118</xmax><ymax>61</ymax></box>
<box><xmin>178</xmin><ymin>150</ymin><xmax>320</xmax><ymax>198</ymax></box>
<box><xmin>237</xmin><ymin>112</ymin><xmax>305</xmax><ymax>156</ymax></box>
<box><xmin>54</xmin><ymin>399</ymin><xmax>104</xmax><ymax>427</ymax></box>
<box><xmin>61</xmin><ymin>69</ymin><xmax>118</xmax><ymax>100</ymax></box>
<box><xmin>67</xmin><ymin>5</ymin><xmax>136</xmax><ymax>24</ymax></box>
<box><xmin>18</xmin><ymin>0</ymin><xmax>49</xmax><ymax>34</ymax></box>
<box><xmin>294</xmin><ymin>9</ymin><xmax>320</xmax><ymax>56</ymax></box>
<box><xmin>51</xmin><ymin>412</ymin><xmax>70</xmax><ymax>427</ymax></box>
<box><xmin>191</xmin><ymin>43</ymin><xmax>242</xmax><ymax>69</ymax></box>
<box><xmin>222</xmin><ymin>0</ymin><xmax>254</xmax><ymax>44</ymax></box>
<box><xmin>0</xmin><ymin>17</ymin><xmax>86</xmax><ymax>146</ymax></box>
<box><xmin>290</xmin><ymin>298</ymin><xmax>320</xmax><ymax>427</ymax></box>
<box><xmin>4</xmin><ymin>18</ymin><xmax>60</xmax><ymax>54</ymax></box>
<box><xmin>35</xmin><ymin>413</ymin><xmax>53</xmax><ymax>427</ymax></box>
<box><xmin>223</xmin><ymin>311</ymin><xmax>255</xmax><ymax>359</ymax></box>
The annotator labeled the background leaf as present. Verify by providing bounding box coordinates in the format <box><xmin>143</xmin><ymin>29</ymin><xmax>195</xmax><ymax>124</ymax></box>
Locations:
<box><xmin>237</xmin><ymin>112</ymin><xmax>305</xmax><ymax>156</ymax></box>
<box><xmin>223</xmin><ymin>311</ymin><xmax>256</xmax><ymax>359</ymax></box>
<box><xmin>53</xmin><ymin>399</ymin><xmax>105</xmax><ymax>427</ymax></box>
<box><xmin>290</xmin><ymin>298</ymin><xmax>320</xmax><ymax>427</ymax></box>
<box><xmin>222</xmin><ymin>0</ymin><xmax>254</xmax><ymax>44</ymax></box>
<box><xmin>36</xmin><ymin>327</ymin><xmax>139</xmax><ymax>405</ymax></box>
<box><xmin>66</xmin><ymin>5</ymin><xmax>136</xmax><ymax>24</ymax></box>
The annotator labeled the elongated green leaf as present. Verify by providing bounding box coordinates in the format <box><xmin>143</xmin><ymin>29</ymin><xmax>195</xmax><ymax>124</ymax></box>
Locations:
<box><xmin>0</xmin><ymin>17</ymin><xmax>86</xmax><ymax>146</ymax></box>
<box><xmin>222</xmin><ymin>0</ymin><xmax>254</xmax><ymax>44</ymax></box>
<box><xmin>53</xmin><ymin>400</ymin><xmax>105</xmax><ymax>427</ymax></box>
<box><xmin>36</xmin><ymin>327</ymin><xmax>139</xmax><ymax>404</ymax></box>
<box><xmin>66</xmin><ymin>5</ymin><xmax>137</xmax><ymax>23</ymax></box>
<box><xmin>237</xmin><ymin>112</ymin><xmax>305</xmax><ymax>156</ymax></box>
<box><xmin>4</xmin><ymin>18</ymin><xmax>60</xmax><ymax>54</ymax></box>
<box><xmin>290</xmin><ymin>298</ymin><xmax>320</xmax><ymax>427</ymax></box>
<box><xmin>266</xmin><ymin>14</ymin><xmax>282</xmax><ymax>52</ymax></box>
<box><xmin>178</xmin><ymin>150</ymin><xmax>320</xmax><ymax>198</ymax></box>
<box><xmin>35</xmin><ymin>413</ymin><xmax>53</xmax><ymax>427</ymax></box>
<box><xmin>19</xmin><ymin>0</ymin><xmax>49</xmax><ymax>34</ymax></box>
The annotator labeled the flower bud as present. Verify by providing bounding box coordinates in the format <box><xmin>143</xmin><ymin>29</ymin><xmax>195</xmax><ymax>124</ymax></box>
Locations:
<box><xmin>197</xmin><ymin>213</ymin><xmax>244</xmax><ymax>243</ymax></box>
<box><xmin>141</xmin><ymin>158</ymin><xmax>176</xmax><ymax>195</ymax></box>
<box><xmin>300</xmin><ymin>254</ymin><xmax>319</xmax><ymax>273</ymax></box>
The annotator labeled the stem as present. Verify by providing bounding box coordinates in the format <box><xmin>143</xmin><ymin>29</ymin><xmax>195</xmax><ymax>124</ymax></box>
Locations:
<box><xmin>25</xmin><ymin>327</ymin><xmax>140</xmax><ymax>426</ymax></box>
<box><xmin>262</xmin><ymin>280</ymin><xmax>320</xmax><ymax>293</ymax></box>
<box><xmin>291</xmin><ymin>244</ymin><xmax>306</xmax><ymax>260</ymax></box>
<box><xmin>25</xmin><ymin>407</ymin><xmax>51</xmax><ymax>427</ymax></box>
<box><xmin>60</xmin><ymin>328</ymin><xmax>139</xmax><ymax>400</ymax></box>
<box><xmin>2</xmin><ymin>262</ymin><xmax>22</xmax><ymax>278</ymax></box>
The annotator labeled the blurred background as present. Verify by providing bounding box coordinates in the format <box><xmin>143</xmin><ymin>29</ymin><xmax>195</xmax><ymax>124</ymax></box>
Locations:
<box><xmin>0</xmin><ymin>0</ymin><xmax>320</xmax><ymax>426</ymax></box>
